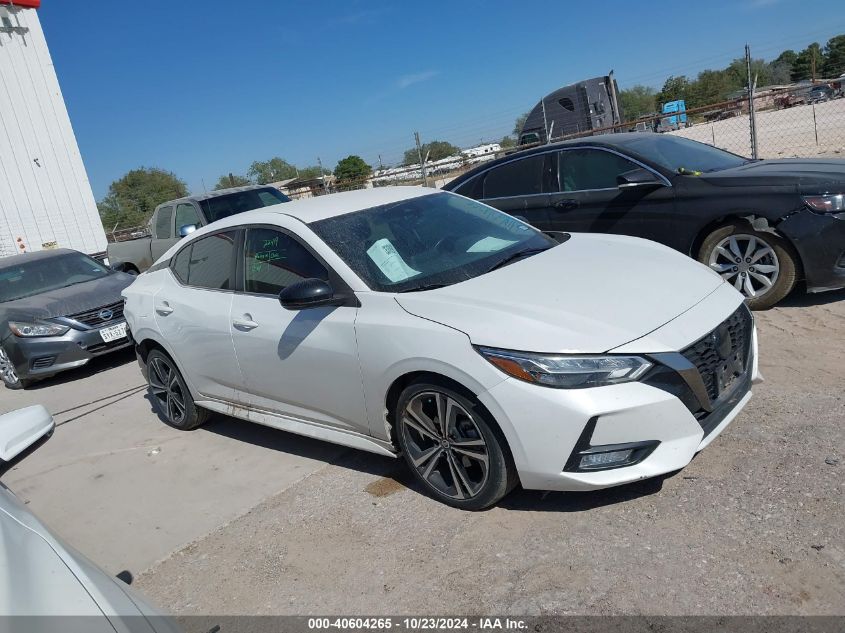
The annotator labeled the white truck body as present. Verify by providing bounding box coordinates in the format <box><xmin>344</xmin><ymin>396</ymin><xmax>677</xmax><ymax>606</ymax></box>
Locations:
<box><xmin>0</xmin><ymin>4</ymin><xmax>107</xmax><ymax>259</ymax></box>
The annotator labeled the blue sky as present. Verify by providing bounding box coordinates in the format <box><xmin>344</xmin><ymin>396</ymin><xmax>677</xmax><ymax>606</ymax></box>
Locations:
<box><xmin>40</xmin><ymin>0</ymin><xmax>845</xmax><ymax>199</ymax></box>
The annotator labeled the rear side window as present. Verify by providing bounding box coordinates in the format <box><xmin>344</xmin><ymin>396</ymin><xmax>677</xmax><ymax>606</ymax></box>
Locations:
<box><xmin>452</xmin><ymin>175</ymin><xmax>484</xmax><ymax>200</ymax></box>
<box><xmin>185</xmin><ymin>231</ymin><xmax>238</xmax><ymax>290</ymax></box>
<box><xmin>482</xmin><ymin>155</ymin><xmax>546</xmax><ymax>199</ymax></box>
<box><xmin>244</xmin><ymin>227</ymin><xmax>328</xmax><ymax>295</ymax></box>
<box><xmin>170</xmin><ymin>245</ymin><xmax>191</xmax><ymax>283</ymax></box>
<box><xmin>155</xmin><ymin>206</ymin><xmax>174</xmax><ymax>239</ymax></box>
<box><xmin>558</xmin><ymin>149</ymin><xmax>640</xmax><ymax>191</ymax></box>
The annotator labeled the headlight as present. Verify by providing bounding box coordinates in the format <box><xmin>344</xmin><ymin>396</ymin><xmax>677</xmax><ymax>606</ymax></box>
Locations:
<box><xmin>8</xmin><ymin>321</ymin><xmax>70</xmax><ymax>337</ymax></box>
<box><xmin>803</xmin><ymin>194</ymin><xmax>845</xmax><ymax>214</ymax></box>
<box><xmin>477</xmin><ymin>347</ymin><xmax>652</xmax><ymax>388</ymax></box>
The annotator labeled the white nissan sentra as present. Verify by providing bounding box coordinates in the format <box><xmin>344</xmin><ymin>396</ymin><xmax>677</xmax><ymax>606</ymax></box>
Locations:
<box><xmin>123</xmin><ymin>186</ymin><xmax>760</xmax><ymax>509</ymax></box>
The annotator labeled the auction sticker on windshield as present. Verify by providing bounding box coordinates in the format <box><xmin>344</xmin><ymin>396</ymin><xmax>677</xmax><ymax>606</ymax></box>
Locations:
<box><xmin>366</xmin><ymin>238</ymin><xmax>420</xmax><ymax>283</ymax></box>
<box><xmin>99</xmin><ymin>322</ymin><xmax>127</xmax><ymax>343</ymax></box>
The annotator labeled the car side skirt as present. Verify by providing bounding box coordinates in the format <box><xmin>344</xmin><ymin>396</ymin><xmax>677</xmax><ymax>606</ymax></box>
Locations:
<box><xmin>195</xmin><ymin>398</ymin><xmax>399</xmax><ymax>458</ymax></box>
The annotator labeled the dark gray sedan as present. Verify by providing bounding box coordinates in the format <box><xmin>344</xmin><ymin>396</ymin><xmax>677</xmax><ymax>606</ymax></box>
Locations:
<box><xmin>0</xmin><ymin>249</ymin><xmax>135</xmax><ymax>389</ymax></box>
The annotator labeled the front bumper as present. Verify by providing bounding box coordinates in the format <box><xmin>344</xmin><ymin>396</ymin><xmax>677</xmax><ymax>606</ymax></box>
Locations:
<box><xmin>779</xmin><ymin>209</ymin><xmax>845</xmax><ymax>293</ymax></box>
<box><xmin>1</xmin><ymin>321</ymin><xmax>131</xmax><ymax>380</ymax></box>
<box><xmin>477</xmin><ymin>296</ymin><xmax>759</xmax><ymax>492</ymax></box>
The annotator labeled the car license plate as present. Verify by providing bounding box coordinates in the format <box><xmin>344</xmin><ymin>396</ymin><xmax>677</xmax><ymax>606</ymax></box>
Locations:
<box><xmin>99</xmin><ymin>322</ymin><xmax>127</xmax><ymax>343</ymax></box>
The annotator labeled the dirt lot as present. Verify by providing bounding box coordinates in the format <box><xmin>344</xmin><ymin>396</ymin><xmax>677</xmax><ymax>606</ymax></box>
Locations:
<box><xmin>4</xmin><ymin>290</ymin><xmax>844</xmax><ymax>616</ymax></box>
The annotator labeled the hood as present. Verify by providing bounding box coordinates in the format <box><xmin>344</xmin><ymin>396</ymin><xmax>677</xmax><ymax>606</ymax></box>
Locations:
<box><xmin>700</xmin><ymin>158</ymin><xmax>845</xmax><ymax>192</ymax></box>
<box><xmin>395</xmin><ymin>234</ymin><xmax>724</xmax><ymax>354</ymax></box>
<box><xmin>0</xmin><ymin>272</ymin><xmax>134</xmax><ymax>323</ymax></box>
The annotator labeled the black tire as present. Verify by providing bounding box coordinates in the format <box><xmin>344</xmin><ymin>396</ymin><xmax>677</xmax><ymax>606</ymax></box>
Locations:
<box><xmin>698</xmin><ymin>223</ymin><xmax>800</xmax><ymax>310</ymax></box>
<box><xmin>0</xmin><ymin>345</ymin><xmax>29</xmax><ymax>390</ymax></box>
<box><xmin>395</xmin><ymin>380</ymin><xmax>516</xmax><ymax>510</ymax></box>
<box><xmin>145</xmin><ymin>350</ymin><xmax>209</xmax><ymax>430</ymax></box>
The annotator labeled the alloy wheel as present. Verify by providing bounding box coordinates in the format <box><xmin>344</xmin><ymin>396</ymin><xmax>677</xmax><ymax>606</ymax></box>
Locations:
<box><xmin>0</xmin><ymin>347</ymin><xmax>19</xmax><ymax>386</ymax></box>
<box><xmin>399</xmin><ymin>391</ymin><xmax>489</xmax><ymax>500</ymax></box>
<box><xmin>708</xmin><ymin>233</ymin><xmax>780</xmax><ymax>299</ymax></box>
<box><xmin>148</xmin><ymin>356</ymin><xmax>187</xmax><ymax>424</ymax></box>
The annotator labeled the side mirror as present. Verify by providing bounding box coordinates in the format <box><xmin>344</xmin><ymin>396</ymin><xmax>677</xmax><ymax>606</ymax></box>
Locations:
<box><xmin>617</xmin><ymin>168</ymin><xmax>664</xmax><ymax>189</ymax></box>
<box><xmin>0</xmin><ymin>405</ymin><xmax>54</xmax><ymax>474</ymax></box>
<box><xmin>279</xmin><ymin>278</ymin><xmax>341</xmax><ymax>310</ymax></box>
<box><xmin>178</xmin><ymin>224</ymin><xmax>197</xmax><ymax>238</ymax></box>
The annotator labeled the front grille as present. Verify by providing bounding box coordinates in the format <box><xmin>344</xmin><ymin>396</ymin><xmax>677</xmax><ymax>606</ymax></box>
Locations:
<box><xmin>66</xmin><ymin>301</ymin><xmax>124</xmax><ymax>327</ymax></box>
<box><xmin>681</xmin><ymin>304</ymin><xmax>753</xmax><ymax>405</ymax></box>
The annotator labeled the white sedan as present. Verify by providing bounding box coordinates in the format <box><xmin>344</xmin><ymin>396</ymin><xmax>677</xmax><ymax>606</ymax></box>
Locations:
<box><xmin>123</xmin><ymin>187</ymin><xmax>760</xmax><ymax>509</ymax></box>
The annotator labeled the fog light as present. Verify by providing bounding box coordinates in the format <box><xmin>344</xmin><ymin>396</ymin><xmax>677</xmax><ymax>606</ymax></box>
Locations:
<box><xmin>579</xmin><ymin>450</ymin><xmax>634</xmax><ymax>469</ymax></box>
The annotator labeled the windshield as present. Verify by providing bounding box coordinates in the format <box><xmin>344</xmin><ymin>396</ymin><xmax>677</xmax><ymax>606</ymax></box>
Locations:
<box><xmin>0</xmin><ymin>252</ymin><xmax>113</xmax><ymax>303</ymax></box>
<box><xmin>618</xmin><ymin>135</ymin><xmax>748</xmax><ymax>173</ymax></box>
<box><xmin>199</xmin><ymin>187</ymin><xmax>291</xmax><ymax>222</ymax></box>
<box><xmin>309</xmin><ymin>192</ymin><xmax>556</xmax><ymax>293</ymax></box>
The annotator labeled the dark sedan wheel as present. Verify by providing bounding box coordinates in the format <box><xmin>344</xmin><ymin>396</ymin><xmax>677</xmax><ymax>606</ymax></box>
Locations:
<box><xmin>699</xmin><ymin>223</ymin><xmax>799</xmax><ymax>310</ymax></box>
<box><xmin>0</xmin><ymin>346</ymin><xmax>28</xmax><ymax>390</ymax></box>
<box><xmin>395</xmin><ymin>382</ymin><xmax>516</xmax><ymax>510</ymax></box>
<box><xmin>146</xmin><ymin>350</ymin><xmax>209</xmax><ymax>430</ymax></box>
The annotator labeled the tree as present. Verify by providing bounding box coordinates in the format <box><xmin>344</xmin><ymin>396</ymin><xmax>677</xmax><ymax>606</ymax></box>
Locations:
<box><xmin>297</xmin><ymin>165</ymin><xmax>332</xmax><ymax>180</ymax></box>
<box><xmin>513</xmin><ymin>112</ymin><xmax>529</xmax><ymax>136</ymax></box>
<box><xmin>334</xmin><ymin>155</ymin><xmax>371</xmax><ymax>182</ymax></box>
<box><xmin>97</xmin><ymin>167</ymin><xmax>187</xmax><ymax>230</ymax></box>
<box><xmin>822</xmin><ymin>35</ymin><xmax>845</xmax><ymax>78</ymax></box>
<box><xmin>791</xmin><ymin>43</ymin><xmax>824</xmax><ymax>81</ymax></box>
<box><xmin>247</xmin><ymin>157</ymin><xmax>297</xmax><ymax>184</ymax></box>
<box><xmin>618</xmin><ymin>85</ymin><xmax>657</xmax><ymax>120</ymax></box>
<box><xmin>655</xmin><ymin>75</ymin><xmax>691</xmax><ymax>108</ymax></box>
<box><xmin>213</xmin><ymin>173</ymin><xmax>251</xmax><ymax>190</ymax></box>
<box><xmin>402</xmin><ymin>140</ymin><xmax>461</xmax><ymax>166</ymax></box>
<box><xmin>499</xmin><ymin>135</ymin><xmax>516</xmax><ymax>149</ymax></box>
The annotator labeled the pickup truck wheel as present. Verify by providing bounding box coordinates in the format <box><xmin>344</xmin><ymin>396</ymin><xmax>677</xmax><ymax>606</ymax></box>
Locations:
<box><xmin>146</xmin><ymin>350</ymin><xmax>209</xmax><ymax>430</ymax></box>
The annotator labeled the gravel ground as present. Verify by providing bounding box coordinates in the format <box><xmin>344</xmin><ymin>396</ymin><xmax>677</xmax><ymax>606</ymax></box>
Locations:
<box><xmin>135</xmin><ymin>289</ymin><xmax>845</xmax><ymax>616</ymax></box>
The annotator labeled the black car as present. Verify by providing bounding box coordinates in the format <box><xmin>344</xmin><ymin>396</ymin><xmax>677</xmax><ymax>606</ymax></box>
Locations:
<box><xmin>0</xmin><ymin>249</ymin><xmax>135</xmax><ymax>389</ymax></box>
<box><xmin>444</xmin><ymin>133</ymin><xmax>845</xmax><ymax>309</ymax></box>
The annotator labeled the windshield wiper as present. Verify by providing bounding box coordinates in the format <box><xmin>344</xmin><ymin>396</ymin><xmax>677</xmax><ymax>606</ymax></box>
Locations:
<box><xmin>397</xmin><ymin>283</ymin><xmax>450</xmax><ymax>293</ymax></box>
<box><xmin>485</xmin><ymin>248</ymin><xmax>550</xmax><ymax>273</ymax></box>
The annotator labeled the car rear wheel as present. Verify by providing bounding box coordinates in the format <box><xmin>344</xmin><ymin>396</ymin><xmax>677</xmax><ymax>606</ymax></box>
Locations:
<box><xmin>146</xmin><ymin>350</ymin><xmax>209</xmax><ymax>430</ymax></box>
<box><xmin>0</xmin><ymin>345</ymin><xmax>28</xmax><ymax>390</ymax></box>
<box><xmin>699</xmin><ymin>223</ymin><xmax>799</xmax><ymax>310</ymax></box>
<box><xmin>395</xmin><ymin>382</ymin><xmax>516</xmax><ymax>510</ymax></box>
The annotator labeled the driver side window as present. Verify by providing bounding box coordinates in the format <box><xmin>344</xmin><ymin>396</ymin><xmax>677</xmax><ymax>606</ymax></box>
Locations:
<box><xmin>243</xmin><ymin>228</ymin><xmax>328</xmax><ymax>295</ymax></box>
<box><xmin>558</xmin><ymin>149</ymin><xmax>640</xmax><ymax>192</ymax></box>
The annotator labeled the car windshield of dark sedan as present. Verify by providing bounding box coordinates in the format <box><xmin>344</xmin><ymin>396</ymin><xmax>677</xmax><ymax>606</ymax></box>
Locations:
<box><xmin>309</xmin><ymin>192</ymin><xmax>556</xmax><ymax>292</ymax></box>
<box><xmin>619</xmin><ymin>135</ymin><xmax>748</xmax><ymax>173</ymax></box>
<box><xmin>0</xmin><ymin>253</ymin><xmax>112</xmax><ymax>302</ymax></box>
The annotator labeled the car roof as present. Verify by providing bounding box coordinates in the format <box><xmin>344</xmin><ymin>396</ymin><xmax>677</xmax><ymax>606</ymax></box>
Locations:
<box><xmin>251</xmin><ymin>186</ymin><xmax>437</xmax><ymax>223</ymax></box>
<box><xmin>0</xmin><ymin>248</ymin><xmax>78</xmax><ymax>270</ymax></box>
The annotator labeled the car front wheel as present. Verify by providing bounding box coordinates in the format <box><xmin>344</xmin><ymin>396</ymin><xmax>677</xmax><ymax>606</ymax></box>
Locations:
<box><xmin>699</xmin><ymin>223</ymin><xmax>799</xmax><ymax>310</ymax></box>
<box><xmin>146</xmin><ymin>350</ymin><xmax>209</xmax><ymax>430</ymax></box>
<box><xmin>0</xmin><ymin>345</ymin><xmax>28</xmax><ymax>390</ymax></box>
<box><xmin>395</xmin><ymin>382</ymin><xmax>516</xmax><ymax>510</ymax></box>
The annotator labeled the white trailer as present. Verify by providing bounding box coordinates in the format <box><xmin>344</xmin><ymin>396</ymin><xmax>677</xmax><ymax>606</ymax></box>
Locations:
<box><xmin>0</xmin><ymin>1</ymin><xmax>107</xmax><ymax>259</ymax></box>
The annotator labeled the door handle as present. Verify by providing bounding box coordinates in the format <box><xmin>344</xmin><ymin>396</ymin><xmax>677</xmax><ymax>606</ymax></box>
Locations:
<box><xmin>553</xmin><ymin>199</ymin><xmax>579</xmax><ymax>210</ymax></box>
<box><xmin>155</xmin><ymin>301</ymin><xmax>174</xmax><ymax>316</ymax></box>
<box><xmin>232</xmin><ymin>315</ymin><xmax>259</xmax><ymax>331</ymax></box>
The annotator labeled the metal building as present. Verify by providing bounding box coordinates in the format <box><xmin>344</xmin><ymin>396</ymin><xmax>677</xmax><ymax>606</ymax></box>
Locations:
<box><xmin>0</xmin><ymin>0</ymin><xmax>107</xmax><ymax>258</ymax></box>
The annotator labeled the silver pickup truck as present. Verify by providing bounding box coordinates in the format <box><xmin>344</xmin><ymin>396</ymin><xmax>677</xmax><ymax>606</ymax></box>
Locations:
<box><xmin>107</xmin><ymin>185</ymin><xmax>290</xmax><ymax>273</ymax></box>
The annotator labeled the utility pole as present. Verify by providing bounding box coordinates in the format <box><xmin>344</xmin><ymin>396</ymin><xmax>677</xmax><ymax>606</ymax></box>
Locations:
<box><xmin>811</xmin><ymin>47</ymin><xmax>817</xmax><ymax>83</ymax></box>
<box><xmin>378</xmin><ymin>154</ymin><xmax>384</xmax><ymax>171</ymax></box>
<box><xmin>317</xmin><ymin>157</ymin><xmax>328</xmax><ymax>194</ymax></box>
<box><xmin>415</xmin><ymin>131</ymin><xmax>429</xmax><ymax>187</ymax></box>
<box><xmin>745</xmin><ymin>44</ymin><xmax>759</xmax><ymax>160</ymax></box>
